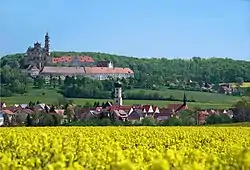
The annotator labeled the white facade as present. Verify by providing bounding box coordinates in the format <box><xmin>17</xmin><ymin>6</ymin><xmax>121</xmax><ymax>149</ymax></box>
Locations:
<box><xmin>0</xmin><ymin>113</ymin><xmax>3</xmax><ymax>126</ymax></box>
<box><xmin>114</xmin><ymin>87</ymin><xmax>123</xmax><ymax>106</ymax></box>
<box><xmin>87</xmin><ymin>73</ymin><xmax>134</xmax><ymax>80</ymax></box>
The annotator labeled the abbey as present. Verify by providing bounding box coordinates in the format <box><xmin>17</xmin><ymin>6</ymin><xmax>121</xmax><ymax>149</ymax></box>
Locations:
<box><xmin>24</xmin><ymin>33</ymin><xmax>134</xmax><ymax>80</ymax></box>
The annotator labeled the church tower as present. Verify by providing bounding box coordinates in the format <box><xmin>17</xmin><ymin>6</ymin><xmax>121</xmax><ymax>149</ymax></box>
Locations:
<box><xmin>114</xmin><ymin>81</ymin><xmax>123</xmax><ymax>106</ymax></box>
<box><xmin>183</xmin><ymin>92</ymin><xmax>187</xmax><ymax>106</ymax></box>
<box><xmin>44</xmin><ymin>32</ymin><xmax>50</xmax><ymax>56</ymax></box>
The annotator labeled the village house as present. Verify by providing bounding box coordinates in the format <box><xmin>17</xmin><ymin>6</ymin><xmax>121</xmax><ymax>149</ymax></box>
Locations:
<box><xmin>196</xmin><ymin>109</ymin><xmax>234</xmax><ymax>124</ymax></box>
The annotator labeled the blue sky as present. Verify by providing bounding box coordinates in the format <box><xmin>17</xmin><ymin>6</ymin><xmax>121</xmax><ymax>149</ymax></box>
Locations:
<box><xmin>1</xmin><ymin>0</ymin><xmax>249</xmax><ymax>60</ymax></box>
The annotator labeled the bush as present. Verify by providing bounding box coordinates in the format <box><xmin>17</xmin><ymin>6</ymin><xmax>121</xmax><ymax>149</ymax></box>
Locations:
<box><xmin>206</xmin><ymin>114</ymin><xmax>232</xmax><ymax>125</ymax></box>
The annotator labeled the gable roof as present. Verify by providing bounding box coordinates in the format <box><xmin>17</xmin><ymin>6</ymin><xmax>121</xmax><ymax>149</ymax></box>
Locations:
<box><xmin>154</xmin><ymin>108</ymin><xmax>172</xmax><ymax>120</ymax></box>
<box><xmin>128</xmin><ymin>109</ymin><xmax>144</xmax><ymax>120</ymax></box>
<box><xmin>0</xmin><ymin>102</ymin><xmax>6</xmax><ymax>108</ymax></box>
<box><xmin>84</xmin><ymin>67</ymin><xmax>134</xmax><ymax>74</ymax></box>
<box><xmin>1</xmin><ymin>109</ymin><xmax>14</xmax><ymax>115</ymax></box>
<box><xmin>20</xmin><ymin>104</ymin><xmax>28</xmax><ymax>109</ymax></box>
<box><xmin>142</xmin><ymin>105</ymin><xmax>154</xmax><ymax>113</ymax></box>
<box><xmin>41</xmin><ymin>66</ymin><xmax>86</xmax><ymax>75</ymax></box>
<box><xmin>51</xmin><ymin>56</ymin><xmax>95</xmax><ymax>63</ymax></box>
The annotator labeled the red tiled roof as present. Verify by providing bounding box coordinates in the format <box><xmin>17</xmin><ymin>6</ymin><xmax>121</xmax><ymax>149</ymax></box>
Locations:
<box><xmin>142</xmin><ymin>105</ymin><xmax>150</xmax><ymax>112</ymax></box>
<box><xmin>51</xmin><ymin>56</ymin><xmax>94</xmax><ymax>63</ymax></box>
<box><xmin>154</xmin><ymin>109</ymin><xmax>172</xmax><ymax>118</ymax></box>
<box><xmin>2</xmin><ymin>109</ymin><xmax>14</xmax><ymax>115</ymax></box>
<box><xmin>41</xmin><ymin>66</ymin><xmax>86</xmax><ymax>75</ymax></box>
<box><xmin>153</xmin><ymin>106</ymin><xmax>159</xmax><ymax>112</ymax></box>
<box><xmin>54</xmin><ymin>109</ymin><xmax>64</xmax><ymax>115</ymax></box>
<box><xmin>85</xmin><ymin>67</ymin><xmax>134</xmax><ymax>74</ymax></box>
<box><xmin>3</xmin><ymin>106</ymin><xmax>16</xmax><ymax>112</ymax></box>
<box><xmin>41</xmin><ymin>66</ymin><xmax>134</xmax><ymax>75</ymax></box>
<box><xmin>52</xmin><ymin>56</ymin><xmax>73</xmax><ymax>63</ymax></box>
<box><xmin>78</xmin><ymin>56</ymin><xmax>95</xmax><ymax>62</ymax></box>
<box><xmin>107</xmin><ymin>105</ymin><xmax>132</xmax><ymax>111</ymax></box>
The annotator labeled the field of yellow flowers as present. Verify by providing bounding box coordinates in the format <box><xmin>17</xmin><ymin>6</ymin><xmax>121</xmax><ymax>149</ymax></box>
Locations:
<box><xmin>0</xmin><ymin>127</ymin><xmax>250</xmax><ymax>170</ymax></box>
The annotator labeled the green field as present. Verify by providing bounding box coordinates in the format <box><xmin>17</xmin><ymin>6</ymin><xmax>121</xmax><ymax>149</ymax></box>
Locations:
<box><xmin>210</xmin><ymin>122</ymin><xmax>250</xmax><ymax>127</ymax></box>
<box><xmin>0</xmin><ymin>88</ymin><xmax>240</xmax><ymax>109</ymax></box>
<box><xmin>231</xmin><ymin>82</ymin><xmax>250</xmax><ymax>88</ymax></box>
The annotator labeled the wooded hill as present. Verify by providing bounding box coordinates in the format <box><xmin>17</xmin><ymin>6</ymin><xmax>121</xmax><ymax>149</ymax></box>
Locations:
<box><xmin>1</xmin><ymin>52</ymin><xmax>250</xmax><ymax>85</ymax></box>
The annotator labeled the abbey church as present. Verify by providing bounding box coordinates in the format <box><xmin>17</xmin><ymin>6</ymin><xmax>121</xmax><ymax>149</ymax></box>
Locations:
<box><xmin>24</xmin><ymin>33</ymin><xmax>134</xmax><ymax>80</ymax></box>
<box><xmin>24</xmin><ymin>33</ymin><xmax>50</xmax><ymax>72</ymax></box>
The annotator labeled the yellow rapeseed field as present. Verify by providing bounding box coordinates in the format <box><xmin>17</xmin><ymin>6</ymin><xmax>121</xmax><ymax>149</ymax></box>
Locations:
<box><xmin>0</xmin><ymin>127</ymin><xmax>250</xmax><ymax>170</ymax></box>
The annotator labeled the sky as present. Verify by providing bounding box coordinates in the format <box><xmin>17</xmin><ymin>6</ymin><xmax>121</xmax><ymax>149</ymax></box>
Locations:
<box><xmin>0</xmin><ymin>0</ymin><xmax>249</xmax><ymax>60</ymax></box>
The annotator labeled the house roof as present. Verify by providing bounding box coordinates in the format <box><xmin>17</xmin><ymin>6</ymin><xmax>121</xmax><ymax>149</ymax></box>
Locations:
<box><xmin>84</xmin><ymin>67</ymin><xmax>134</xmax><ymax>74</ymax></box>
<box><xmin>41</xmin><ymin>66</ymin><xmax>134</xmax><ymax>75</ymax></box>
<box><xmin>78</xmin><ymin>56</ymin><xmax>95</xmax><ymax>62</ymax></box>
<box><xmin>113</xmin><ymin>110</ymin><xmax>127</xmax><ymax>118</ymax></box>
<box><xmin>107</xmin><ymin>105</ymin><xmax>132</xmax><ymax>111</ymax></box>
<box><xmin>51</xmin><ymin>56</ymin><xmax>95</xmax><ymax>63</ymax></box>
<box><xmin>2</xmin><ymin>109</ymin><xmax>14</xmax><ymax>115</ymax></box>
<box><xmin>128</xmin><ymin>109</ymin><xmax>144</xmax><ymax>120</ymax></box>
<box><xmin>27</xmin><ymin>65</ymin><xmax>40</xmax><ymax>71</ymax></box>
<box><xmin>41</xmin><ymin>66</ymin><xmax>86</xmax><ymax>75</ymax></box>
<box><xmin>0</xmin><ymin>102</ymin><xmax>6</xmax><ymax>107</ymax></box>
<box><xmin>54</xmin><ymin>109</ymin><xmax>64</xmax><ymax>115</ymax></box>
<box><xmin>154</xmin><ymin>109</ymin><xmax>172</xmax><ymax>118</ymax></box>
<box><xmin>20</xmin><ymin>104</ymin><xmax>28</xmax><ymax>109</ymax></box>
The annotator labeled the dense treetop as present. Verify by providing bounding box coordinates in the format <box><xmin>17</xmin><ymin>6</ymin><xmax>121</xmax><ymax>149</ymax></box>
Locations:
<box><xmin>1</xmin><ymin>52</ymin><xmax>250</xmax><ymax>85</ymax></box>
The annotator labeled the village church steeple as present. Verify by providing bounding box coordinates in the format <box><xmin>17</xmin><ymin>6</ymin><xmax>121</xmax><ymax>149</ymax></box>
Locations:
<box><xmin>183</xmin><ymin>92</ymin><xmax>187</xmax><ymax>106</ymax></box>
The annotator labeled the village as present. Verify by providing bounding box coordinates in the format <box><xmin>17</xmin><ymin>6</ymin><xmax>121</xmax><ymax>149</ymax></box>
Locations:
<box><xmin>0</xmin><ymin>81</ymin><xmax>234</xmax><ymax>126</ymax></box>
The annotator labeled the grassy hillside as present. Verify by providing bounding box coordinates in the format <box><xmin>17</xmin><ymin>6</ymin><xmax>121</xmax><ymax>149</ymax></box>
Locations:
<box><xmin>0</xmin><ymin>88</ymin><xmax>238</xmax><ymax>109</ymax></box>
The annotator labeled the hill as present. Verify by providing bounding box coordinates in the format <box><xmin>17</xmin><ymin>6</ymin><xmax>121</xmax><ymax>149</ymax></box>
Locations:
<box><xmin>1</xmin><ymin>52</ymin><xmax>250</xmax><ymax>86</ymax></box>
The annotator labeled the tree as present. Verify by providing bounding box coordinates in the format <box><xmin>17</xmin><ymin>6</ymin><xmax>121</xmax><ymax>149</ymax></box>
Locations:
<box><xmin>10</xmin><ymin>60</ymin><xmax>20</xmax><ymax>69</ymax></box>
<box><xmin>36</xmin><ymin>77</ymin><xmax>45</xmax><ymax>88</ymax></box>
<box><xmin>179</xmin><ymin>110</ymin><xmax>196</xmax><ymax>126</ymax></box>
<box><xmin>235</xmin><ymin>77</ymin><xmax>244</xmax><ymax>87</ymax></box>
<box><xmin>52</xmin><ymin>77</ymin><xmax>56</xmax><ymax>88</ymax></box>
<box><xmin>141</xmin><ymin>117</ymin><xmax>156</xmax><ymax>126</ymax></box>
<box><xmin>206</xmin><ymin>114</ymin><xmax>232</xmax><ymax>124</ymax></box>
<box><xmin>49</xmin><ymin>74</ymin><xmax>53</xmax><ymax>87</ymax></box>
<box><xmin>16</xmin><ymin>113</ymin><xmax>28</xmax><ymax>125</ymax></box>
<box><xmin>233</xmin><ymin>97</ymin><xmax>250</xmax><ymax>122</ymax></box>
<box><xmin>161</xmin><ymin>117</ymin><xmax>182</xmax><ymax>126</ymax></box>
<box><xmin>65</xmin><ymin>108</ymin><xmax>74</xmax><ymax>123</ymax></box>
<box><xmin>52</xmin><ymin>114</ymin><xmax>62</xmax><ymax>126</ymax></box>
<box><xmin>58</xmin><ymin>76</ymin><xmax>62</xmax><ymax>85</ymax></box>
<box><xmin>244</xmin><ymin>87</ymin><xmax>250</xmax><ymax>96</ymax></box>
<box><xmin>38</xmin><ymin>113</ymin><xmax>54</xmax><ymax>126</ymax></box>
